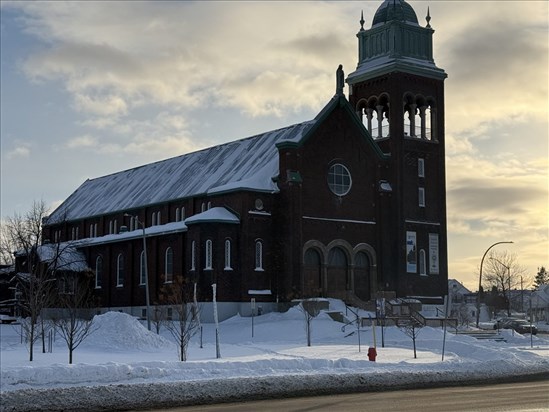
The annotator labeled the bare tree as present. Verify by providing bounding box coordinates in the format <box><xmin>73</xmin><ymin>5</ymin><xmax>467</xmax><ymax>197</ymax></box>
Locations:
<box><xmin>484</xmin><ymin>251</ymin><xmax>528</xmax><ymax>316</ymax></box>
<box><xmin>299</xmin><ymin>299</ymin><xmax>321</xmax><ymax>347</ymax></box>
<box><xmin>52</xmin><ymin>271</ymin><xmax>97</xmax><ymax>364</ymax></box>
<box><xmin>399</xmin><ymin>320</ymin><xmax>423</xmax><ymax>359</ymax></box>
<box><xmin>4</xmin><ymin>200</ymin><xmax>53</xmax><ymax>361</ymax></box>
<box><xmin>151</xmin><ymin>306</ymin><xmax>167</xmax><ymax>334</ymax></box>
<box><xmin>160</xmin><ymin>276</ymin><xmax>199</xmax><ymax>361</ymax></box>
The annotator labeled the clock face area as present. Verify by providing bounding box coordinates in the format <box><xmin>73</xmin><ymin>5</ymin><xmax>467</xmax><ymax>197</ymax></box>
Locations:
<box><xmin>327</xmin><ymin>163</ymin><xmax>352</xmax><ymax>196</ymax></box>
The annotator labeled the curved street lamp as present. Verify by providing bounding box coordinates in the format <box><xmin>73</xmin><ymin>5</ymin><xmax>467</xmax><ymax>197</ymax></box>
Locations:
<box><xmin>476</xmin><ymin>241</ymin><xmax>513</xmax><ymax>327</ymax></box>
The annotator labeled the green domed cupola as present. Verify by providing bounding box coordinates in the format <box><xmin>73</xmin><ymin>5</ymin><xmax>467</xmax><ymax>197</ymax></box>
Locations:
<box><xmin>347</xmin><ymin>0</ymin><xmax>446</xmax><ymax>86</ymax></box>
<box><xmin>372</xmin><ymin>0</ymin><xmax>419</xmax><ymax>27</ymax></box>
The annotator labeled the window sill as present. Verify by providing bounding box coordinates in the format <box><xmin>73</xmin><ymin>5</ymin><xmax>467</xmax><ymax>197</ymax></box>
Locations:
<box><xmin>204</xmin><ymin>268</ymin><xmax>213</xmax><ymax>271</ymax></box>
<box><xmin>116</xmin><ymin>285</ymin><xmax>124</xmax><ymax>288</ymax></box>
<box><xmin>254</xmin><ymin>268</ymin><xmax>265</xmax><ymax>272</ymax></box>
<box><xmin>94</xmin><ymin>286</ymin><xmax>102</xmax><ymax>290</ymax></box>
<box><xmin>224</xmin><ymin>267</ymin><xmax>233</xmax><ymax>271</ymax></box>
<box><xmin>164</xmin><ymin>280</ymin><xmax>173</xmax><ymax>284</ymax></box>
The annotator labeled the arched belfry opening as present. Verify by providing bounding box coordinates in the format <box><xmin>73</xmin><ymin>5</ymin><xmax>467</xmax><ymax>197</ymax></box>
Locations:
<box><xmin>356</xmin><ymin>93</ymin><xmax>390</xmax><ymax>139</ymax></box>
<box><xmin>403</xmin><ymin>93</ymin><xmax>437</xmax><ymax>140</ymax></box>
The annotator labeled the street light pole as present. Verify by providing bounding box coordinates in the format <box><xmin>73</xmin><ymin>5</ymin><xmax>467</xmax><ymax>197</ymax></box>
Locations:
<box><xmin>476</xmin><ymin>241</ymin><xmax>513</xmax><ymax>328</ymax></box>
<box><xmin>124</xmin><ymin>214</ymin><xmax>151</xmax><ymax>331</ymax></box>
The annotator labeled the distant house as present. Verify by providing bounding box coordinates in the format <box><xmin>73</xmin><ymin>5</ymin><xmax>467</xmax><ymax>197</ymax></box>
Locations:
<box><xmin>42</xmin><ymin>0</ymin><xmax>449</xmax><ymax>320</ymax></box>
<box><xmin>530</xmin><ymin>285</ymin><xmax>549</xmax><ymax>322</ymax></box>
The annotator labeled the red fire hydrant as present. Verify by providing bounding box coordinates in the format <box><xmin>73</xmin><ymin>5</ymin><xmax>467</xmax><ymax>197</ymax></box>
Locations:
<box><xmin>368</xmin><ymin>346</ymin><xmax>377</xmax><ymax>362</ymax></box>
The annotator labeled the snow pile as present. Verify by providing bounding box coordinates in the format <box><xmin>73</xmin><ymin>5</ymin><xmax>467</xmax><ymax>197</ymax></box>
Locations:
<box><xmin>84</xmin><ymin>311</ymin><xmax>174</xmax><ymax>351</ymax></box>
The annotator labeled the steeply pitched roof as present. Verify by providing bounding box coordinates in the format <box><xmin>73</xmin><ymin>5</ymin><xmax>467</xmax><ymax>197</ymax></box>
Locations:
<box><xmin>48</xmin><ymin>120</ymin><xmax>316</xmax><ymax>223</ymax></box>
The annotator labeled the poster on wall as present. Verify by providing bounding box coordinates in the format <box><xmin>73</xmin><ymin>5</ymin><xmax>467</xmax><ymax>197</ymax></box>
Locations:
<box><xmin>429</xmin><ymin>233</ymin><xmax>439</xmax><ymax>274</ymax></box>
<box><xmin>406</xmin><ymin>231</ymin><xmax>417</xmax><ymax>273</ymax></box>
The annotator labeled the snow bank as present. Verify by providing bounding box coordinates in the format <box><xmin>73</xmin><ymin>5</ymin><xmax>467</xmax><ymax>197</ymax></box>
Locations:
<box><xmin>83</xmin><ymin>312</ymin><xmax>174</xmax><ymax>351</ymax></box>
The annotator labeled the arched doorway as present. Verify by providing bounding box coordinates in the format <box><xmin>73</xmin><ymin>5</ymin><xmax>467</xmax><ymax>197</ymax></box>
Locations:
<box><xmin>354</xmin><ymin>252</ymin><xmax>371</xmax><ymax>301</ymax></box>
<box><xmin>303</xmin><ymin>248</ymin><xmax>322</xmax><ymax>297</ymax></box>
<box><xmin>327</xmin><ymin>247</ymin><xmax>347</xmax><ymax>295</ymax></box>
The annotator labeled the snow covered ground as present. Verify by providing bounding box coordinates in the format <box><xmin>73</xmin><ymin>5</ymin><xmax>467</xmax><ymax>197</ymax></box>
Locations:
<box><xmin>1</xmin><ymin>300</ymin><xmax>548</xmax><ymax>411</ymax></box>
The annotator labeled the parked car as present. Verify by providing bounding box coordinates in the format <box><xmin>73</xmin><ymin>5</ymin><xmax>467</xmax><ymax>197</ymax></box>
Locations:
<box><xmin>500</xmin><ymin>319</ymin><xmax>537</xmax><ymax>335</ymax></box>
<box><xmin>0</xmin><ymin>314</ymin><xmax>17</xmax><ymax>324</ymax></box>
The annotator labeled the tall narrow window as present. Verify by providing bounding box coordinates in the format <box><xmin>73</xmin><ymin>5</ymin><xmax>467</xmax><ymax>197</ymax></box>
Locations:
<box><xmin>418</xmin><ymin>158</ymin><xmax>425</xmax><ymax>178</ymax></box>
<box><xmin>94</xmin><ymin>223</ymin><xmax>98</xmax><ymax>237</ymax></box>
<box><xmin>151</xmin><ymin>213</ymin><xmax>157</xmax><ymax>226</ymax></box>
<box><xmin>95</xmin><ymin>256</ymin><xmax>103</xmax><ymax>288</ymax></box>
<box><xmin>201</xmin><ymin>203</ymin><xmax>206</xmax><ymax>213</ymax></box>
<box><xmin>175</xmin><ymin>208</ymin><xmax>181</xmax><ymax>222</ymax></box>
<box><xmin>205</xmin><ymin>240</ymin><xmax>213</xmax><ymax>270</ymax></box>
<box><xmin>75</xmin><ymin>227</ymin><xmax>79</xmax><ymax>240</ymax></box>
<box><xmin>255</xmin><ymin>240</ymin><xmax>263</xmax><ymax>271</ymax></box>
<box><xmin>140</xmin><ymin>251</ymin><xmax>146</xmax><ymax>285</ymax></box>
<box><xmin>207</xmin><ymin>201</ymin><xmax>212</xmax><ymax>210</ymax></box>
<box><xmin>90</xmin><ymin>224</ymin><xmax>94</xmax><ymax>238</ymax></box>
<box><xmin>113</xmin><ymin>220</ymin><xmax>118</xmax><ymax>234</ymax></box>
<box><xmin>117</xmin><ymin>254</ymin><xmax>125</xmax><ymax>287</ymax></box>
<box><xmin>165</xmin><ymin>247</ymin><xmax>173</xmax><ymax>283</ymax></box>
<box><xmin>419</xmin><ymin>249</ymin><xmax>426</xmax><ymax>275</ymax></box>
<box><xmin>157</xmin><ymin>211</ymin><xmax>161</xmax><ymax>225</ymax></box>
<box><xmin>109</xmin><ymin>221</ymin><xmax>113</xmax><ymax>234</ymax></box>
<box><xmin>191</xmin><ymin>241</ymin><xmax>196</xmax><ymax>270</ymax></box>
<box><xmin>224</xmin><ymin>239</ymin><xmax>232</xmax><ymax>270</ymax></box>
<box><xmin>181</xmin><ymin>207</ymin><xmax>185</xmax><ymax>220</ymax></box>
<box><xmin>419</xmin><ymin>187</ymin><xmax>425</xmax><ymax>207</ymax></box>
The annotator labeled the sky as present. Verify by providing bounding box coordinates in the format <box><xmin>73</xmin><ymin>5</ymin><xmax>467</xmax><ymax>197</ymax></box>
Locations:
<box><xmin>1</xmin><ymin>1</ymin><xmax>547</xmax><ymax>291</ymax></box>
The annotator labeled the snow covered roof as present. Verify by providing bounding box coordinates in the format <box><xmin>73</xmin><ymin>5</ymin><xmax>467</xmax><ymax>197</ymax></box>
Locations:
<box><xmin>185</xmin><ymin>207</ymin><xmax>240</xmax><ymax>225</ymax></box>
<box><xmin>36</xmin><ymin>244</ymin><xmax>89</xmax><ymax>272</ymax></box>
<box><xmin>48</xmin><ymin>121</ymin><xmax>317</xmax><ymax>223</ymax></box>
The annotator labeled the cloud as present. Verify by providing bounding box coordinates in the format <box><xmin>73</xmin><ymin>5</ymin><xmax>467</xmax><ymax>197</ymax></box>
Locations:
<box><xmin>65</xmin><ymin>135</ymin><xmax>98</xmax><ymax>149</ymax></box>
<box><xmin>5</xmin><ymin>145</ymin><xmax>30</xmax><ymax>160</ymax></box>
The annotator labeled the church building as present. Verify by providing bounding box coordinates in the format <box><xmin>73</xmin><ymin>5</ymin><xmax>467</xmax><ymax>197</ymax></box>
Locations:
<box><xmin>43</xmin><ymin>0</ymin><xmax>449</xmax><ymax>319</ymax></box>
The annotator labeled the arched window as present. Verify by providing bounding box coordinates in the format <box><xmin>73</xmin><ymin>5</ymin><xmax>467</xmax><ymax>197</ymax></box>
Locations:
<box><xmin>354</xmin><ymin>251</ymin><xmax>371</xmax><ymax>301</ymax></box>
<box><xmin>113</xmin><ymin>220</ymin><xmax>118</xmax><ymax>234</ymax></box>
<box><xmin>419</xmin><ymin>249</ymin><xmax>426</xmax><ymax>275</ymax></box>
<box><xmin>157</xmin><ymin>211</ymin><xmax>161</xmax><ymax>225</ymax></box>
<box><xmin>255</xmin><ymin>240</ymin><xmax>263</xmax><ymax>271</ymax></box>
<box><xmin>165</xmin><ymin>247</ymin><xmax>173</xmax><ymax>283</ymax></box>
<box><xmin>181</xmin><ymin>207</ymin><xmax>185</xmax><ymax>220</ymax></box>
<box><xmin>205</xmin><ymin>240</ymin><xmax>213</xmax><ymax>270</ymax></box>
<box><xmin>151</xmin><ymin>212</ymin><xmax>157</xmax><ymax>226</ymax></box>
<box><xmin>117</xmin><ymin>254</ymin><xmax>125</xmax><ymax>287</ymax></box>
<box><xmin>328</xmin><ymin>247</ymin><xmax>347</xmax><ymax>292</ymax></box>
<box><xmin>191</xmin><ymin>241</ymin><xmax>196</xmax><ymax>270</ymax></box>
<box><xmin>140</xmin><ymin>251</ymin><xmax>146</xmax><ymax>285</ymax></box>
<box><xmin>304</xmin><ymin>248</ymin><xmax>322</xmax><ymax>297</ymax></box>
<box><xmin>224</xmin><ymin>239</ymin><xmax>232</xmax><ymax>270</ymax></box>
<box><xmin>90</xmin><ymin>224</ymin><xmax>94</xmax><ymax>238</ymax></box>
<box><xmin>109</xmin><ymin>221</ymin><xmax>113</xmax><ymax>234</ymax></box>
<box><xmin>75</xmin><ymin>227</ymin><xmax>79</xmax><ymax>240</ymax></box>
<box><xmin>207</xmin><ymin>201</ymin><xmax>212</xmax><ymax>210</ymax></box>
<box><xmin>95</xmin><ymin>256</ymin><xmax>103</xmax><ymax>289</ymax></box>
<box><xmin>201</xmin><ymin>203</ymin><xmax>206</xmax><ymax>213</ymax></box>
<box><xmin>175</xmin><ymin>208</ymin><xmax>181</xmax><ymax>222</ymax></box>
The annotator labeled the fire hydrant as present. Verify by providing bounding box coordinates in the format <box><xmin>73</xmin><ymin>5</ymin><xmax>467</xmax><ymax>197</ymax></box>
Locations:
<box><xmin>367</xmin><ymin>346</ymin><xmax>377</xmax><ymax>362</ymax></box>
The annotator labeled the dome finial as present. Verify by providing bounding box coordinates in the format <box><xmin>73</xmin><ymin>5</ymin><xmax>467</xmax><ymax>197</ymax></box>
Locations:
<box><xmin>426</xmin><ymin>6</ymin><xmax>431</xmax><ymax>28</ymax></box>
<box><xmin>360</xmin><ymin>10</ymin><xmax>365</xmax><ymax>31</ymax></box>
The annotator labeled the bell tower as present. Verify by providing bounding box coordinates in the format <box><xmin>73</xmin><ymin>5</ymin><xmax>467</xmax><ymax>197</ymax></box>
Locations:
<box><xmin>347</xmin><ymin>0</ymin><xmax>448</xmax><ymax>299</ymax></box>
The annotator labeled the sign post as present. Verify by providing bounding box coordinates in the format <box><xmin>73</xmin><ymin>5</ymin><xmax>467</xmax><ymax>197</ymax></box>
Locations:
<box><xmin>251</xmin><ymin>298</ymin><xmax>256</xmax><ymax>338</ymax></box>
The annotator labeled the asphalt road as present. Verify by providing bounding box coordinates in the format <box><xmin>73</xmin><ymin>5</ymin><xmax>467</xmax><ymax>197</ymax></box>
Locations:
<box><xmin>155</xmin><ymin>380</ymin><xmax>549</xmax><ymax>412</ymax></box>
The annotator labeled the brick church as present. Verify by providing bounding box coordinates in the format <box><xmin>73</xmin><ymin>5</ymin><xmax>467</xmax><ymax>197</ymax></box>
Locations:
<box><xmin>43</xmin><ymin>0</ymin><xmax>448</xmax><ymax>318</ymax></box>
